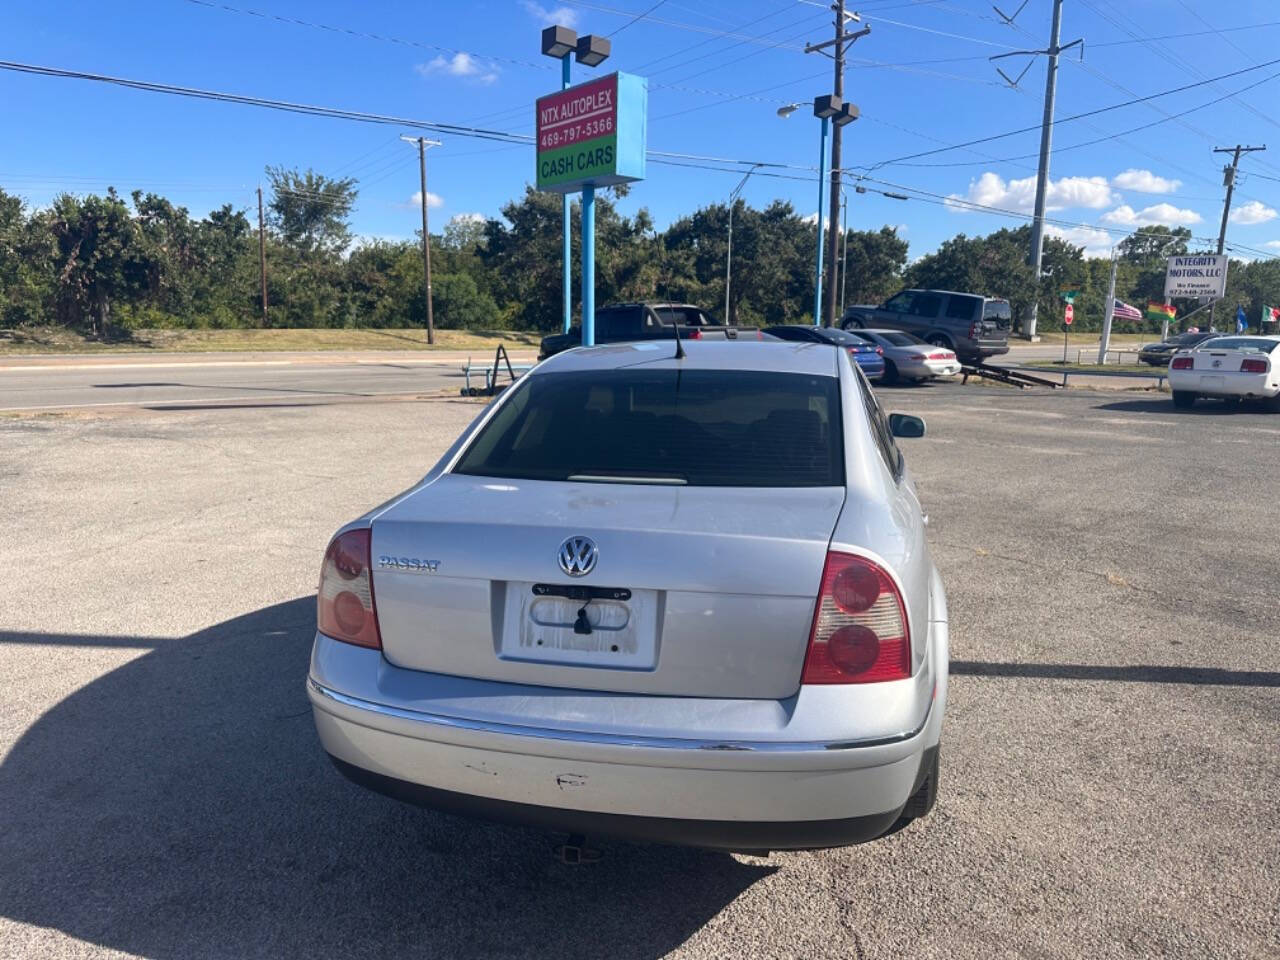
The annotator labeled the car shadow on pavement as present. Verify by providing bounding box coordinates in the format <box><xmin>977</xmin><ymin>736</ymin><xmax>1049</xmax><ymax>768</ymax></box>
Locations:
<box><xmin>1093</xmin><ymin>398</ymin><xmax>1275</xmax><ymax>415</ymax></box>
<box><xmin>0</xmin><ymin>599</ymin><xmax>773</xmax><ymax>960</ymax></box>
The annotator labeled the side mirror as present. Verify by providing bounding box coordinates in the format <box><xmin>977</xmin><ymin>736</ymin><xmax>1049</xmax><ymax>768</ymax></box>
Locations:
<box><xmin>888</xmin><ymin>413</ymin><xmax>926</xmax><ymax>438</ymax></box>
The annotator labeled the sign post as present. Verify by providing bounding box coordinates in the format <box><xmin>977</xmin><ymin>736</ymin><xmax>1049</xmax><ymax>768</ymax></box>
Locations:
<box><xmin>1060</xmin><ymin>291</ymin><xmax>1075</xmax><ymax>364</ymax></box>
<box><xmin>536</xmin><ymin>72</ymin><xmax>647</xmax><ymax>346</ymax></box>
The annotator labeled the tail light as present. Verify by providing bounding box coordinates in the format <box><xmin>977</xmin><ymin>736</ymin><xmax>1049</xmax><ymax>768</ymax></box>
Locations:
<box><xmin>1241</xmin><ymin>357</ymin><xmax>1268</xmax><ymax>373</ymax></box>
<box><xmin>317</xmin><ymin>529</ymin><xmax>381</xmax><ymax>649</ymax></box>
<box><xmin>1171</xmin><ymin>356</ymin><xmax>1193</xmax><ymax>370</ymax></box>
<box><xmin>875</xmin><ymin>346</ymin><xmax>884</xmax><ymax>355</ymax></box>
<box><xmin>931</xmin><ymin>351</ymin><xmax>954</xmax><ymax>360</ymax></box>
<box><xmin>687</xmin><ymin>328</ymin><xmax>702</xmax><ymax>340</ymax></box>
<box><xmin>969</xmin><ymin>321</ymin><xmax>980</xmax><ymax>339</ymax></box>
<box><xmin>908</xmin><ymin>353</ymin><xmax>928</xmax><ymax>361</ymax></box>
<box><xmin>802</xmin><ymin>552</ymin><xmax>910</xmax><ymax>684</ymax></box>
<box><xmin>756</xmin><ymin>329</ymin><xmax>764</xmax><ymax>340</ymax></box>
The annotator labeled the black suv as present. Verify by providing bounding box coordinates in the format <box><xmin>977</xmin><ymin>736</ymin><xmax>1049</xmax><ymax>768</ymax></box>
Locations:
<box><xmin>841</xmin><ymin>289</ymin><xmax>1011</xmax><ymax>362</ymax></box>
<box><xmin>538</xmin><ymin>302</ymin><xmax>754</xmax><ymax>360</ymax></box>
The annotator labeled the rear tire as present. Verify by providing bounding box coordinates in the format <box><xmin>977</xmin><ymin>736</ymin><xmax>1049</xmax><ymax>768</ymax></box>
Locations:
<box><xmin>843</xmin><ymin>317</ymin><xmax>865</xmax><ymax>330</ymax></box>
<box><xmin>926</xmin><ymin>334</ymin><xmax>954</xmax><ymax>351</ymax></box>
<box><xmin>882</xmin><ymin>359</ymin><xmax>899</xmax><ymax>385</ymax></box>
<box><xmin>1172</xmin><ymin>391</ymin><xmax>1196</xmax><ymax>409</ymax></box>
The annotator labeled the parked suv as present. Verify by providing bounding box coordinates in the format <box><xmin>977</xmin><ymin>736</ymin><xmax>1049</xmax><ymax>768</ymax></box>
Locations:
<box><xmin>539</xmin><ymin>302</ymin><xmax>756</xmax><ymax>360</ymax></box>
<box><xmin>841</xmin><ymin>289</ymin><xmax>1011</xmax><ymax>362</ymax></box>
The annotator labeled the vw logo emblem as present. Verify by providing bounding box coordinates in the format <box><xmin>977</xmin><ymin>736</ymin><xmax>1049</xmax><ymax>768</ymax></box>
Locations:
<box><xmin>558</xmin><ymin>536</ymin><xmax>598</xmax><ymax>577</ymax></box>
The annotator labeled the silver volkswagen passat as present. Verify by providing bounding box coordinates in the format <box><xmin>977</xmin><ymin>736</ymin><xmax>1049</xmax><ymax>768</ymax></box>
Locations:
<box><xmin>308</xmin><ymin>340</ymin><xmax>949</xmax><ymax>850</ymax></box>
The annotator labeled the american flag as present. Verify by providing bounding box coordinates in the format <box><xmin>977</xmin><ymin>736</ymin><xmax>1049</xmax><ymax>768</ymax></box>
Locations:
<box><xmin>1112</xmin><ymin>299</ymin><xmax>1143</xmax><ymax>321</ymax></box>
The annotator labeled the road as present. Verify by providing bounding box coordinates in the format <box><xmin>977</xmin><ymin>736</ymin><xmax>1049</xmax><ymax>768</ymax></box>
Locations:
<box><xmin>1</xmin><ymin>383</ymin><xmax>1277</xmax><ymax>959</ymax></box>
<box><xmin>0</xmin><ymin>342</ymin><xmax>1151</xmax><ymax>412</ymax></box>
<box><xmin>0</xmin><ymin>351</ymin><xmax>537</xmax><ymax>411</ymax></box>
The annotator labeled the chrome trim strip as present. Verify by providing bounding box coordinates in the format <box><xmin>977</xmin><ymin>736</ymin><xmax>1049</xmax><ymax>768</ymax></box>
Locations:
<box><xmin>308</xmin><ymin>677</ymin><xmax>931</xmax><ymax>753</ymax></box>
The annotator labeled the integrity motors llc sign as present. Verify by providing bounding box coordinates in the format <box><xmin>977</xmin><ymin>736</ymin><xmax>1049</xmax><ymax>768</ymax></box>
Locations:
<box><xmin>536</xmin><ymin>72</ymin><xmax>646</xmax><ymax>194</ymax></box>
<box><xmin>1164</xmin><ymin>254</ymin><xmax>1229</xmax><ymax>299</ymax></box>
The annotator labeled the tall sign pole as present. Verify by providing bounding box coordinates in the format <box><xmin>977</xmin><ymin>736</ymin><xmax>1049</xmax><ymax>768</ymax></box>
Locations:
<box><xmin>561</xmin><ymin>55</ymin><xmax>573</xmax><ymax>335</ymax></box>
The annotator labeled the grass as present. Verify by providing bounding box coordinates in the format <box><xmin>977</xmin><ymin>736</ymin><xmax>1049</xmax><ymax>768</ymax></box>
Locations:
<box><xmin>0</xmin><ymin>327</ymin><xmax>543</xmax><ymax>356</ymax></box>
<box><xmin>1009</xmin><ymin>332</ymin><xmax>1152</xmax><ymax>347</ymax></box>
<box><xmin>1022</xmin><ymin>360</ymin><xmax>1166</xmax><ymax>376</ymax></box>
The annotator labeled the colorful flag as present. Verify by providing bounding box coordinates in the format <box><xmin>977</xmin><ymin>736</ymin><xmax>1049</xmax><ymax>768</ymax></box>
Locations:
<box><xmin>1263</xmin><ymin>304</ymin><xmax>1279</xmax><ymax>323</ymax></box>
<box><xmin>1145</xmin><ymin>301</ymin><xmax>1176</xmax><ymax>323</ymax></box>
<box><xmin>1236</xmin><ymin>305</ymin><xmax>1247</xmax><ymax>333</ymax></box>
<box><xmin>1112</xmin><ymin>299</ymin><xmax>1143</xmax><ymax>321</ymax></box>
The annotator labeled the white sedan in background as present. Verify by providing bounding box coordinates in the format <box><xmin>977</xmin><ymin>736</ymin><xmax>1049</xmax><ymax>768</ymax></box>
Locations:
<box><xmin>1168</xmin><ymin>335</ymin><xmax>1280</xmax><ymax>410</ymax></box>
<box><xmin>846</xmin><ymin>329</ymin><xmax>963</xmax><ymax>385</ymax></box>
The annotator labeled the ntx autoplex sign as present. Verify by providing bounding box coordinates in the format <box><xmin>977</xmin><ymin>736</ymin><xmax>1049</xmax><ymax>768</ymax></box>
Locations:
<box><xmin>536</xmin><ymin>72</ymin><xmax>646</xmax><ymax>193</ymax></box>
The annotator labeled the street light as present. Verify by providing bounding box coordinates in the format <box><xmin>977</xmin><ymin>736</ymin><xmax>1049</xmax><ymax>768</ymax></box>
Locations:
<box><xmin>540</xmin><ymin>26</ymin><xmax>610</xmax><ymax>338</ymax></box>
<box><xmin>724</xmin><ymin>163</ymin><xmax>762</xmax><ymax>324</ymax></box>
<box><xmin>776</xmin><ymin>102</ymin><xmax>803</xmax><ymax>118</ymax></box>
<box><xmin>575</xmin><ymin>34</ymin><xmax>611</xmax><ymax>66</ymax></box>
<box><xmin>812</xmin><ymin>95</ymin><xmax>843</xmax><ymax>326</ymax></box>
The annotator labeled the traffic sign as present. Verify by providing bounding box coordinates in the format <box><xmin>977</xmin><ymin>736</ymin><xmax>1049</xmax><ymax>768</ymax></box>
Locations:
<box><xmin>1064</xmin><ymin>303</ymin><xmax>1074</xmax><ymax>325</ymax></box>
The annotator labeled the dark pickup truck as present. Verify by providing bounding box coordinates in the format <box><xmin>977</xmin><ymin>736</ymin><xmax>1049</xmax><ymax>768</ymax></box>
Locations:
<box><xmin>538</xmin><ymin>302</ymin><xmax>758</xmax><ymax>360</ymax></box>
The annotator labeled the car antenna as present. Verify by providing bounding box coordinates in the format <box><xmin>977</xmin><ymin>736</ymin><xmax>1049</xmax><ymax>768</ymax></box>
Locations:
<box><xmin>671</xmin><ymin>318</ymin><xmax>686</xmax><ymax>360</ymax></box>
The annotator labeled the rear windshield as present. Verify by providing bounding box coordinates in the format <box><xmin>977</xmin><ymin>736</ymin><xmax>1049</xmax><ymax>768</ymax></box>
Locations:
<box><xmin>877</xmin><ymin>331</ymin><xmax>924</xmax><ymax>346</ymax></box>
<box><xmin>1198</xmin><ymin>338</ymin><xmax>1277</xmax><ymax>352</ymax></box>
<box><xmin>454</xmin><ymin>369</ymin><xmax>844</xmax><ymax>487</ymax></box>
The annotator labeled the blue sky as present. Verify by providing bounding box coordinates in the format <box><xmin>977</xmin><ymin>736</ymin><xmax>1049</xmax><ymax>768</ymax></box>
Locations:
<box><xmin>6</xmin><ymin>0</ymin><xmax>1280</xmax><ymax>261</ymax></box>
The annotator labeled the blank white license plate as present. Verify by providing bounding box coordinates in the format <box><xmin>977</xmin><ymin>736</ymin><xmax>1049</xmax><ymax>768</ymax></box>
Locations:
<box><xmin>1199</xmin><ymin>375</ymin><xmax>1224</xmax><ymax>390</ymax></box>
<box><xmin>499</xmin><ymin>582</ymin><xmax>659</xmax><ymax>670</ymax></box>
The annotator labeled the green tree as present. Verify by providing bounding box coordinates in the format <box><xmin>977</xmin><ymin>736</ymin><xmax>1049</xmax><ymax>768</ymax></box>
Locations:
<box><xmin>265</xmin><ymin>167</ymin><xmax>358</xmax><ymax>255</ymax></box>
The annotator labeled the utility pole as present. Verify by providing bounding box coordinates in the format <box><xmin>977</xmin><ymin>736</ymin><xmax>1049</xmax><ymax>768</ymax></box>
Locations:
<box><xmin>401</xmin><ymin>135</ymin><xmax>443</xmax><ymax>344</ymax></box>
<box><xmin>806</xmin><ymin>5</ymin><xmax>869</xmax><ymax>326</ymax></box>
<box><xmin>256</xmin><ymin>186</ymin><xmax>268</xmax><ymax>327</ymax></box>
<box><xmin>1210</xmin><ymin>144</ymin><xmax>1265</xmax><ymax>330</ymax></box>
<box><xmin>992</xmin><ymin>0</ymin><xmax>1081</xmax><ymax>340</ymax></box>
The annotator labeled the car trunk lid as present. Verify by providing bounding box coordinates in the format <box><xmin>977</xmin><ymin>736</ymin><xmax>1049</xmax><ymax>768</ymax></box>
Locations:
<box><xmin>370</xmin><ymin>474</ymin><xmax>844</xmax><ymax>699</ymax></box>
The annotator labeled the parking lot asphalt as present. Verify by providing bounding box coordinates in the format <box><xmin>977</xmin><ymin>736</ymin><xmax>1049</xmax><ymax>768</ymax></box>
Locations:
<box><xmin>1</xmin><ymin>383</ymin><xmax>1277</xmax><ymax>959</ymax></box>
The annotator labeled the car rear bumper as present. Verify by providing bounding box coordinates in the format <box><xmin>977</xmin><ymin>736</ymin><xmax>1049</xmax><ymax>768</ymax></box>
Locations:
<box><xmin>325</xmin><ymin>748</ymin><xmax>935</xmax><ymax>851</ymax></box>
<box><xmin>308</xmin><ymin>615</ymin><xmax>947</xmax><ymax>849</ymax></box>
<box><xmin>1168</xmin><ymin>369</ymin><xmax>1279</xmax><ymax>398</ymax></box>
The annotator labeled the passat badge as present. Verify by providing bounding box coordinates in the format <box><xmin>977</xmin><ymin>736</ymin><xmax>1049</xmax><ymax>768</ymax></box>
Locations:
<box><xmin>378</xmin><ymin>556</ymin><xmax>440</xmax><ymax>574</ymax></box>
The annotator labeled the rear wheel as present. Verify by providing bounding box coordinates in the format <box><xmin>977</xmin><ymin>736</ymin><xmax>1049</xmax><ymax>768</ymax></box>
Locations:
<box><xmin>1172</xmin><ymin>391</ymin><xmax>1196</xmax><ymax>409</ymax></box>
<box><xmin>925</xmin><ymin>333</ymin><xmax>954</xmax><ymax>351</ymax></box>
<box><xmin>882</xmin><ymin>359</ymin><xmax>899</xmax><ymax>385</ymax></box>
<box><xmin>843</xmin><ymin>317</ymin><xmax>865</xmax><ymax>330</ymax></box>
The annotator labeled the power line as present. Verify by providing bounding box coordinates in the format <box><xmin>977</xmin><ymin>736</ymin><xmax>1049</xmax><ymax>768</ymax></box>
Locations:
<box><xmin>181</xmin><ymin>0</ymin><xmax>549</xmax><ymax>72</ymax></box>
<box><xmin>607</xmin><ymin>0</ymin><xmax>670</xmax><ymax>37</ymax></box>
<box><xmin>859</xmin><ymin>54</ymin><xmax>1280</xmax><ymax>171</ymax></box>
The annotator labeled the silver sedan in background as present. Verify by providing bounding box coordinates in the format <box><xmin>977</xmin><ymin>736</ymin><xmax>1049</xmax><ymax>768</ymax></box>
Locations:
<box><xmin>847</xmin><ymin>328</ymin><xmax>963</xmax><ymax>384</ymax></box>
<box><xmin>308</xmin><ymin>340</ymin><xmax>949</xmax><ymax>851</ymax></box>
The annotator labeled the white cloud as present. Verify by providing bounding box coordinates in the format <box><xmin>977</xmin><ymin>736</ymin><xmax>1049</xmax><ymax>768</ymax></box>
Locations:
<box><xmin>409</xmin><ymin>191</ymin><xmax>444</xmax><ymax>209</ymax></box>
<box><xmin>946</xmin><ymin>172</ymin><xmax>1117</xmax><ymax>214</ymax></box>
<box><xmin>1111</xmin><ymin>169</ymin><xmax>1182</xmax><ymax>194</ymax></box>
<box><xmin>521</xmin><ymin>1</ymin><xmax>580</xmax><ymax>28</ymax></box>
<box><xmin>448</xmin><ymin>212</ymin><xmax>486</xmax><ymax>226</ymax></box>
<box><xmin>1100</xmin><ymin>203</ymin><xmax>1202</xmax><ymax>227</ymax></box>
<box><xmin>1264</xmin><ymin>240</ymin><xmax>1280</xmax><ymax>251</ymax></box>
<box><xmin>1044</xmin><ymin>224</ymin><xmax>1115</xmax><ymax>259</ymax></box>
<box><xmin>1229</xmin><ymin>200</ymin><xmax>1278</xmax><ymax>225</ymax></box>
<box><xmin>415</xmin><ymin>52</ymin><xmax>498</xmax><ymax>85</ymax></box>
